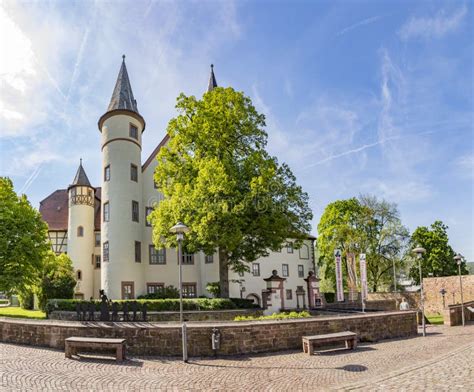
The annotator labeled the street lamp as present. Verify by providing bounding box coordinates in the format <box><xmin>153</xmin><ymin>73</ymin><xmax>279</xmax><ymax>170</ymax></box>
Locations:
<box><xmin>439</xmin><ymin>288</ymin><xmax>447</xmax><ymax>309</ymax></box>
<box><xmin>170</xmin><ymin>221</ymin><xmax>190</xmax><ymax>362</ymax></box>
<box><xmin>412</xmin><ymin>245</ymin><xmax>426</xmax><ymax>337</ymax></box>
<box><xmin>453</xmin><ymin>254</ymin><xmax>465</xmax><ymax>327</ymax></box>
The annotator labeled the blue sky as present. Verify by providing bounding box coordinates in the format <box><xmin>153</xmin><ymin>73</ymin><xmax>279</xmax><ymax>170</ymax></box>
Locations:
<box><xmin>1</xmin><ymin>0</ymin><xmax>472</xmax><ymax>260</ymax></box>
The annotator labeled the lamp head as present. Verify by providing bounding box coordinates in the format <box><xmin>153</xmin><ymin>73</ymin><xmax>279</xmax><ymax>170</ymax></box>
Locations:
<box><xmin>170</xmin><ymin>221</ymin><xmax>190</xmax><ymax>234</ymax></box>
<box><xmin>453</xmin><ymin>254</ymin><xmax>462</xmax><ymax>265</ymax></box>
<box><xmin>412</xmin><ymin>246</ymin><xmax>426</xmax><ymax>259</ymax></box>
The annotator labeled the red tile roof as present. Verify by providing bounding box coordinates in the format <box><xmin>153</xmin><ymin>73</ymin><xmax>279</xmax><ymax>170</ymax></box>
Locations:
<box><xmin>39</xmin><ymin>188</ymin><xmax>102</xmax><ymax>231</ymax></box>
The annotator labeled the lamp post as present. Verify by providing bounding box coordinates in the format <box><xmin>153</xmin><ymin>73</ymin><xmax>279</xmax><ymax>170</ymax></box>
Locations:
<box><xmin>170</xmin><ymin>221</ymin><xmax>190</xmax><ymax>362</ymax></box>
<box><xmin>412</xmin><ymin>246</ymin><xmax>426</xmax><ymax>337</ymax></box>
<box><xmin>439</xmin><ymin>288</ymin><xmax>447</xmax><ymax>309</ymax></box>
<box><xmin>453</xmin><ymin>254</ymin><xmax>465</xmax><ymax>327</ymax></box>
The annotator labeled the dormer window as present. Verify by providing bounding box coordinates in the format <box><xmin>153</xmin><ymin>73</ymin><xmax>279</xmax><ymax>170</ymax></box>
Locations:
<box><xmin>129</xmin><ymin>124</ymin><xmax>138</xmax><ymax>140</ymax></box>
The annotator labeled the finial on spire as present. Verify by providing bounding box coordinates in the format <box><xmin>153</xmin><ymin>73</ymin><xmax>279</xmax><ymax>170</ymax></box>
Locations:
<box><xmin>122</xmin><ymin>54</ymin><xmax>126</xmax><ymax>61</ymax></box>
<box><xmin>80</xmin><ymin>158</ymin><xmax>82</xmax><ymax>165</ymax></box>
<box><xmin>207</xmin><ymin>64</ymin><xmax>218</xmax><ymax>93</ymax></box>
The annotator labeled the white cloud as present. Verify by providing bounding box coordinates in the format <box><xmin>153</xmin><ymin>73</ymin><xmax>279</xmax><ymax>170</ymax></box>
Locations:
<box><xmin>399</xmin><ymin>5</ymin><xmax>467</xmax><ymax>40</ymax></box>
<box><xmin>455</xmin><ymin>153</ymin><xmax>474</xmax><ymax>179</ymax></box>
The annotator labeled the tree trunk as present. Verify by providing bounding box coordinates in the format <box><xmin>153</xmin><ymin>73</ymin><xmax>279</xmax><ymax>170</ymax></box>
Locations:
<box><xmin>219</xmin><ymin>248</ymin><xmax>230</xmax><ymax>298</ymax></box>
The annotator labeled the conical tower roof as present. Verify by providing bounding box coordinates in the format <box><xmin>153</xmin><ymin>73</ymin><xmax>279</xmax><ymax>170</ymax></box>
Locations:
<box><xmin>70</xmin><ymin>159</ymin><xmax>92</xmax><ymax>189</ymax></box>
<box><xmin>207</xmin><ymin>64</ymin><xmax>218</xmax><ymax>92</ymax></box>
<box><xmin>107</xmin><ymin>55</ymin><xmax>139</xmax><ymax>113</ymax></box>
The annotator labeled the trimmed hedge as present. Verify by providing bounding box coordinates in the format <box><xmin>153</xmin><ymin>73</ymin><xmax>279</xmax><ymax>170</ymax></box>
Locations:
<box><xmin>235</xmin><ymin>311</ymin><xmax>311</xmax><ymax>321</ymax></box>
<box><xmin>45</xmin><ymin>297</ymin><xmax>257</xmax><ymax>314</ymax></box>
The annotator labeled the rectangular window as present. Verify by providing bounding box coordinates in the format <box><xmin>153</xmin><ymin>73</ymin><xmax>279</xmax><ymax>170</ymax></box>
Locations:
<box><xmin>130</xmin><ymin>163</ymin><xmax>138</xmax><ymax>182</ymax></box>
<box><xmin>104</xmin><ymin>165</ymin><xmax>110</xmax><ymax>181</ymax></box>
<box><xmin>149</xmin><ymin>246</ymin><xmax>166</xmax><ymax>264</ymax></box>
<box><xmin>287</xmin><ymin>242</ymin><xmax>294</xmax><ymax>253</ymax></box>
<box><xmin>298</xmin><ymin>265</ymin><xmax>304</xmax><ymax>278</ymax></box>
<box><xmin>121</xmin><ymin>281</ymin><xmax>134</xmax><ymax>299</ymax></box>
<box><xmin>182</xmin><ymin>283</ymin><xmax>197</xmax><ymax>298</ymax></box>
<box><xmin>132</xmin><ymin>201</ymin><xmax>139</xmax><ymax>222</ymax></box>
<box><xmin>129</xmin><ymin>124</ymin><xmax>138</xmax><ymax>140</ymax></box>
<box><xmin>95</xmin><ymin>255</ymin><xmax>101</xmax><ymax>269</ymax></box>
<box><xmin>135</xmin><ymin>241</ymin><xmax>141</xmax><ymax>263</ymax></box>
<box><xmin>103</xmin><ymin>202</ymin><xmax>110</xmax><ymax>222</ymax></box>
<box><xmin>103</xmin><ymin>241</ymin><xmax>109</xmax><ymax>262</ymax></box>
<box><xmin>145</xmin><ymin>207</ymin><xmax>153</xmax><ymax>227</ymax></box>
<box><xmin>95</xmin><ymin>232</ymin><xmax>100</xmax><ymax>247</ymax></box>
<box><xmin>282</xmin><ymin>264</ymin><xmax>289</xmax><ymax>277</ymax></box>
<box><xmin>182</xmin><ymin>253</ymin><xmax>194</xmax><ymax>265</ymax></box>
<box><xmin>205</xmin><ymin>254</ymin><xmax>214</xmax><ymax>264</ymax></box>
<box><xmin>147</xmin><ymin>283</ymin><xmax>164</xmax><ymax>295</ymax></box>
<box><xmin>286</xmin><ymin>289</ymin><xmax>293</xmax><ymax>300</ymax></box>
<box><xmin>252</xmin><ymin>263</ymin><xmax>260</xmax><ymax>277</ymax></box>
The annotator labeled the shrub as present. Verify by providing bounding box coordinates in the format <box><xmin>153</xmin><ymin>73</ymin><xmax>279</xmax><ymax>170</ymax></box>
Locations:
<box><xmin>234</xmin><ymin>311</ymin><xmax>311</xmax><ymax>321</ymax></box>
<box><xmin>206</xmin><ymin>282</ymin><xmax>220</xmax><ymax>298</ymax></box>
<box><xmin>45</xmin><ymin>297</ymin><xmax>257</xmax><ymax>314</ymax></box>
<box><xmin>323</xmin><ymin>292</ymin><xmax>335</xmax><ymax>303</ymax></box>
<box><xmin>19</xmin><ymin>291</ymin><xmax>34</xmax><ymax>310</ymax></box>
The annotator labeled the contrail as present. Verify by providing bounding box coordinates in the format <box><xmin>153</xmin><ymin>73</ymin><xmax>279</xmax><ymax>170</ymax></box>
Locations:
<box><xmin>19</xmin><ymin>164</ymin><xmax>42</xmax><ymax>194</ymax></box>
<box><xmin>336</xmin><ymin>16</ymin><xmax>382</xmax><ymax>37</ymax></box>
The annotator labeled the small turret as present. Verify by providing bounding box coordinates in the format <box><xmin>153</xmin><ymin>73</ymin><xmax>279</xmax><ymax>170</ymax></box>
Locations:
<box><xmin>67</xmin><ymin>160</ymin><xmax>95</xmax><ymax>299</ymax></box>
<box><xmin>207</xmin><ymin>64</ymin><xmax>218</xmax><ymax>92</ymax></box>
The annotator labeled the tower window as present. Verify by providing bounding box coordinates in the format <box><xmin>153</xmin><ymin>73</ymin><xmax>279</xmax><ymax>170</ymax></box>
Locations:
<box><xmin>298</xmin><ymin>265</ymin><xmax>304</xmax><ymax>278</ymax></box>
<box><xmin>104</xmin><ymin>165</ymin><xmax>110</xmax><ymax>181</ymax></box>
<box><xmin>103</xmin><ymin>202</ymin><xmax>110</xmax><ymax>222</ymax></box>
<box><xmin>130</xmin><ymin>164</ymin><xmax>138</xmax><ymax>182</ymax></box>
<box><xmin>282</xmin><ymin>264</ymin><xmax>289</xmax><ymax>277</ymax></box>
<box><xmin>252</xmin><ymin>263</ymin><xmax>260</xmax><ymax>277</ymax></box>
<box><xmin>77</xmin><ymin>226</ymin><xmax>84</xmax><ymax>237</ymax></box>
<box><xmin>103</xmin><ymin>241</ymin><xmax>109</xmax><ymax>262</ymax></box>
<box><xmin>145</xmin><ymin>207</ymin><xmax>153</xmax><ymax>227</ymax></box>
<box><xmin>95</xmin><ymin>232</ymin><xmax>100</xmax><ymax>246</ymax></box>
<box><xmin>95</xmin><ymin>255</ymin><xmax>101</xmax><ymax>269</ymax></box>
<box><xmin>129</xmin><ymin>124</ymin><xmax>138</xmax><ymax>140</ymax></box>
<box><xmin>132</xmin><ymin>201</ymin><xmax>139</xmax><ymax>222</ymax></box>
<box><xmin>76</xmin><ymin>270</ymin><xmax>82</xmax><ymax>280</ymax></box>
<box><xmin>135</xmin><ymin>241</ymin><xmax>141</xmax><ymax>263</ymax></box>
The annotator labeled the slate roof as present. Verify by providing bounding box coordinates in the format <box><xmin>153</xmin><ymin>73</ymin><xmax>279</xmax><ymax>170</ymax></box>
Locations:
<box><xmin>207</xmin><ymin>64</ymin><xmax>218</xmax><ymax>92</ymax></box>
<box><xmin>70</xmin><ymin>160</ymin><xmax>92</xmax><ymax>188</ymax></box>
<box><xmin>107</xmin><ymin>55</ymin><xmax>139</xmax><ymax>113</ymax></box>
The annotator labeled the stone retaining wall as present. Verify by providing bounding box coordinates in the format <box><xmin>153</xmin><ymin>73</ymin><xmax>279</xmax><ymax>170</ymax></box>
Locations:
<box><xmin>0</xmin><ymin>311</ymin><xmax>418</xmax><ymax>357</ymax></box>
<box><xmin>423</xmin><ymin>275</ymin><xmax>474</xmax><ymax>314</ymax></box>
<box><xmin>49</xmin><ymin>309</ymin><xmax>263</xmax><ymax>322</ymax></box>
<box><xmin>367</xmin><ymin>292</ymin><xmax>420</xmax><ymax>310</ymax></box>
<box><xmin>442</xmin><ymin>301</ymin><xmax>474</xmax><ymax>326</ymax></box>
<box><xmin>325</xmin><ymin>299</ymin><xmax>397</xmax><ymax>311</ymax></box>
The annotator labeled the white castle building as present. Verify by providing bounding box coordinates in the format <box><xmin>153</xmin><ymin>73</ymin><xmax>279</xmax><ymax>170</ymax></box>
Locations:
<box><xmin>39</xmin><ymin>58</ymin><xmax>320</xmax><ymax>309</ymax></box>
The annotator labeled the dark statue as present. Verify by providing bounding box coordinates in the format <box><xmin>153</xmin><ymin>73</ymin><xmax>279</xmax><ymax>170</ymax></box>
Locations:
<box><xmin>99</xmin><ymin>296</ymin><xmax>110</xmax><ymax>321</ymax></box>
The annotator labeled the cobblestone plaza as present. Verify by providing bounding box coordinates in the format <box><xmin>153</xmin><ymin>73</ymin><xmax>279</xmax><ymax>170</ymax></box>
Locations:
<box><xmin>1</xmin><ymin>324</ymin><xmax>472</xmax><ymax>391</ymax></box>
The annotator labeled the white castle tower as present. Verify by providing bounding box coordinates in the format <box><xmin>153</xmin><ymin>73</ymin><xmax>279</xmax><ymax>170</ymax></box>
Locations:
<box><xmin>67</xmin><ymin>160</ymin><xmax>95</xmax><ymax>299</ymax></box>
<box><xmin>98</xmin><ymin>56</ymin><xmax>146</xmax><ymax>299</ymax></box>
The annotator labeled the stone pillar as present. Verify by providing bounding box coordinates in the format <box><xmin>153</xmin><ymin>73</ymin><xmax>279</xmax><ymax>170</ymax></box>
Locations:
<box><xmin>304</xmin><ymin>271</ymin><xmax>322</xmax><ymax>309</ymax></box>
<box><xmin>263</xmin><ymin>270</ymin><xmax>286</xmax><ymax>315</ymax></box>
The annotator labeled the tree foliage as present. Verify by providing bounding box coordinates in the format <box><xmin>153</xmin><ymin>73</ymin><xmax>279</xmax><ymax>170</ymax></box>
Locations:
<box><xmin>317</xmin><ymin>195</ymin><xmax>409</xmax><ymax>292</ymax></box>
<box><xmin>37</xmin><ymin>252</ymin><xmax>76</xmax><ymax>311</ymax></box>
<box><xmin>407</xmin><ymin>221</ymin><xmax>468</xmax><ymax>284</ymax></box>
<box><xmin>150</xmin><ymin>87</ymin><xmax>312</xmax><ymax>297</ymax></box>
<box><xmin>0</xmin><ymin>177</ymin><xmax>49</xmax><ymax>296</ymax></box>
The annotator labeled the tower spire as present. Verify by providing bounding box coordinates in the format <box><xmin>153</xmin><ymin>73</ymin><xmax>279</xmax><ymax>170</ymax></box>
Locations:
<box><xmin>107</xmin><ymin>55</ymin><xmax>139</xmax><ymax>113</ymax></box>
<box><xmin>70</xmin><ymin>160</ymin><xmax>92</xmax><ymax>188</ymax></box>
<box><xmin>207</xmin><ymin>64</ymin><xmax>218</xmax><ymax>92</ymax></box>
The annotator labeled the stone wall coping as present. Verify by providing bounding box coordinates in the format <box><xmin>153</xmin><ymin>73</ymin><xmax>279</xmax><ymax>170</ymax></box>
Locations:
<box><xmin>447</xmin><ymin>300</ymin><xmax>474</xmax><ymax>310</ymax></box>
<box><xmin>51</xmin><ymin>308</ymin><xmax>259</xmax><ymax>315</ymax></box>
<box><xmin>0</xmin><ymin>310</ymin><xmax>416</xmax><ymax>329</ymax></box>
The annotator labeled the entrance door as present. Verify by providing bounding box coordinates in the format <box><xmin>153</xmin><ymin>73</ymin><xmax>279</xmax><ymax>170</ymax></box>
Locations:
<box><xmin>121</xmin><ymin>281</ymin><xmax>135</xmax><ymax>299</ymax></box>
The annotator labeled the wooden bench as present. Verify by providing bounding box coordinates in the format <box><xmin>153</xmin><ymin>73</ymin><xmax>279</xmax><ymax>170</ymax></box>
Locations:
<box><xmin>65</xmin><ymin>337</ymin><xmax>126</xmax><ymax>362</ymax></box>
<box><xmin>302</xmin><ymin>331</ymin><xmax>357</xmax><ymax>355</ymax></box>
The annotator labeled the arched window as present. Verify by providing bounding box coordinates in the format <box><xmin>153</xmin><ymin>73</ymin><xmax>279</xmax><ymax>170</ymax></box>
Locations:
<box><xmin>77</xmin><ymin>226</ymin><xmax>84</xmax><ymax>237</ymax></box>
<box><xmin>299</xmin><ymin>244</ymin><xmax>309</xmax><ymax>259</ymax></box>
<box><xmin>76</xmin><ymin>270</ymin><xmax>82</xmax><ymax>280</ymax></box>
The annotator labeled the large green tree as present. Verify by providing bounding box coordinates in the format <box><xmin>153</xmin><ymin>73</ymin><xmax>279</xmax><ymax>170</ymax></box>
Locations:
<box><xmin>408</xmin><ymin>221</ymin><xmax>468</xmax><ymax>284</ymax></box>
<box><xmin>37</xmin><ymin>252</ymin><xmax>76</xmax><ymax>311</ymax></box>
<box><xmin>0</xmin><ymin>177</ymin><xmax>49</xmax><ymax>296</ymax></box>
<box><xmin>150</xmin><ymin>88</ymin><xmax>312</xmax><ymax>297</ymax></box>
<box><xmin>317</xmin><ymin>195</ymin><xmax>409</xmax><ymax>292</ymax></box>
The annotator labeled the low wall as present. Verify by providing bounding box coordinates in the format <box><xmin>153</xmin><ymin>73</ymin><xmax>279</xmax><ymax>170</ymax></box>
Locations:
<box><xmin>49</xmin><ymin>309</ymin><xmax>263</xmax><ymax>322</ymax></box>
<box><xmin>443</xmin><ymin>301</ymin><xmax>474</xmax><ymax>326</ymax></box>
<box><xmin>424</xmin><ymin>275</ymin><xmax>474</xmax><ymax>314</ymax></box>
<box><xmin>367</xmin><ymin>292</ymin><xmax>420</xmax><ymax>310</ymax></box>
<box><xmin>0</xmin><ymin>311</ymin><xmax>418</xmax><ymax>357</ymax></box>
<box><xmin>325</xmin><ymin>299</ymin><xmax>397</xmax><ymax>311</ymax></box>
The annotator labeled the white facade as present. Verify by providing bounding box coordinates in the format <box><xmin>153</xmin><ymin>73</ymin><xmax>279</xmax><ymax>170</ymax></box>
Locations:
<box><xmin>40</xmin><ymin>59</ymin><xmax>319</xmax><ymax>309</ymax></box>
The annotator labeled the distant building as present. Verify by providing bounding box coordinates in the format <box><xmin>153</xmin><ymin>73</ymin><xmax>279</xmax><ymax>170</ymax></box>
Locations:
<box><xmin>39</xmin><ymin>58</ymin><xmax>319</xmax><ymax>308</ymax></box>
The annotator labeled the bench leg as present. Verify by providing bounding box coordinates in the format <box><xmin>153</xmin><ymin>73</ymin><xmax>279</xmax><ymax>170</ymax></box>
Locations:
<box><xmin>303</xmin><ymin>341</ymin><xmax>307</xmax><ymax>354</ymax></box>
<box><xmin>65</xmin><ymin>344</ymin><xmax>71</xmax><ymax>359</ymax></box>
<box><xmin>308</xmin><ymin>343</ymin><xmax>314</xmax><ymax>356</ymax></box>
<box><xmin>352</xmin><ymin>338</ymin><xmax>357</xmax><ymax>349</ymax></box>
<box><xmin>116</xmin><ymin>345</ymin><xmax>125</xmax><ymax>362</ymax></box>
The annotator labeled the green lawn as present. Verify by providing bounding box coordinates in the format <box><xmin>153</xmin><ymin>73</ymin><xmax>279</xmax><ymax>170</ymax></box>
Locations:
<box><xmin>426</xmin><ymin>313</ymin><xmax>444</xmax><ymax>325</ymax></box>
<box><xmin>0</xmin><ymin>307</ymin><xmax>46</xmax><ymax>319</ymax></box>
